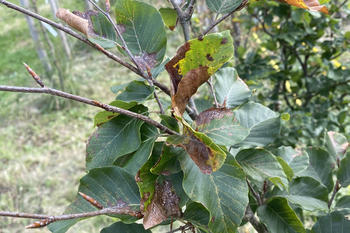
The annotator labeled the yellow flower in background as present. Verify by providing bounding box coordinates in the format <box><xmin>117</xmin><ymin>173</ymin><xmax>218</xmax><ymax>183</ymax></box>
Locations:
<box><xmin>302</xmin><ymin>42</ymin><xmax>306</xmax><ymax>46</ymax></box>
<box><xmin>261</xmin><ymin>47</ymin><xmax>266</xmax><ymax>52</ymax></box>
<box><xmin>342</xmin><ymin>66</ymin><xmax>347</xmax><ymax>70</ymax></box>
<box><xmin>285</xmin><ymin>81</ymin><xmax>292</xmax><ymax>93</ymax></box>
<box><xmin>296</xmin><ymin>99</ymin><xmax>302</xmax><ymax>106</ymax></box>
<box><xmin>252</xmin><ymin>32</ymin><xmax>261</xmax><ymax>44</ymax></box>
<box><xmin>331</xmin><ymin>59</ymin><xmax>342</xmax><ymax>68</ymax></box>
<box><xmin>312</xmin><ymin>47</ymin><xmax>319</xmax><ymax>53</ymax></box>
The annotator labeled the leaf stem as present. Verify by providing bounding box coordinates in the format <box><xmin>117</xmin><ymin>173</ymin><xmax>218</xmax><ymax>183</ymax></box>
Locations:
<box><xmin>328</xmin><ymin>180</ymin><xmax>341</xmax><ymax>209</ymax></box>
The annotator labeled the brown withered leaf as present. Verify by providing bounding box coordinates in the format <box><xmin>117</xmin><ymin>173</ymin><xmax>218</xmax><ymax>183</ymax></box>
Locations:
<box><xmin>143</xmin><ymin>180</ymin><xmax>181</xmax><ymax>229</ymax></box>
<box><xmin>278</xmin><ymin>0</ymin><xmax>328</xmax><ymax>14</ymax></box>
<box><xmin>165</xmin><ymin>42</ymin><xmax>190</xmax><ymax>94</ymax></box>
<box><xmin>172</xmin><ymin>66</ymin><xmax>210</xmax><ymax>115</ymax></box>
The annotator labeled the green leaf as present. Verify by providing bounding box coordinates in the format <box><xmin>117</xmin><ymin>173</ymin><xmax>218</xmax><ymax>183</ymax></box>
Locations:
<box><xmin>179</xmin><ymin>153</ymin><xmax>249</xmax><ymax>233</ymax></box>
<box><xmin>275</xmin><ymin>146</ymin><xmax>309</xmax><ymax>177</ymax></box>
<box><xmin>114</xmin><ymin>123</ymin><xmax>158</xmax><ymax>176</ymax></box>
<box><xmin>257</xmin><ymin>197</ymin><xmax>306</xmax><ymax>233</ymax></box>
<box><xmin>337</xmin><ymin>152</ymin><xmax>350</xmax><ymax>187</ymax></box>
<box><xmin>159</xmin><ymin>8</ymin><xmax>177</xmax><ymax>31</ymax></box>
<box><xmin>116</xmin><ymin>81</ymin><xmax>154</xmax><ymax>103</ymax></box>
<box><xmin>275</xmin><ymin>177</ymin><xmax>328</xmax><ymax>212</ymax></box>
<box><xmin>233</xmin><ymin>102</ymin><xmax>280</xmax><ymax>147</ymax></box>
<box><xmin>276</xmin><ymin>157</ymin><xmax>294</xmax><ymax>181</ymax></box>
<box><xmin>48</xmin><ymin>167</ymin><xmax>140</xmax><ymax>233</ymax></box>
<box><xmin>88</xmin><ymin>12</ymin><xmax>117</xmax><ymax>49</ymax></box>
<box><xmin>115</xmin><ymin>0</ymin><xmax>167</xmax><ymax>68</ymax></box>
<box><xmin>326</xmin><ymin>131</ymin><xmax>349</xmax><ymax>161</ymax></box>
<box><xmin>165</xmin><ymin>31</ymin><xmax>233</xmax><ymax>115</ymax></box>
<box><xmin>94</xmin><ymin>100</ymin><xmax>137</xmax><ymax>127</ymax></box>
<box><xmin>213</xmin><ymin>67</ymin><xmax>251</xmax><ymax>108</ymax></box>
<box><xmin>300</xmin><ymin>148</ymin><xmax>334</xmax><ymax>191</ymax></box>
<box><xmin>183</xmin><ymin>202</ymin><xmax>210</xmax><ymax>232</ymax></box>
<box><xmin>150</xmin><ymin>144</ymin><xmax>183</xmax><ymax>175</ymax></box>
<box><xmin>335</xmin><ymin>196</ymin><xmax>350</xmax><ymax>214</ymax></box>
<box><xmin>312</xmin><ymin>212</ymin><xmax>350</xmax><ymax>233</ymax></box>
<box><xmin>236</xmin><ymin>149</ymin><xmax>288</xmax><ymax>190</ymax></box>
<box><xmin>195</xmin><ymin>108</ymin><xmax>249</xmax><ymax>146</ymax></box>
<box><xmin>206</xmin><ymin>0</ymin><xmax>244</xmax><ymax>13</ymax></box>
<box><xmin>101</xmin><ymin>222</ymin><xmax>151</xmax><ymax>233</ymax></box>
<box><xmin>160</xmin><ymin>115</ymin><xmax>180</xmax><ymax>133</ymax></box>
<box><xmin>86</xmin><ymin>105</ymin><xmax>147</xmax><ymax>170</ymax></box>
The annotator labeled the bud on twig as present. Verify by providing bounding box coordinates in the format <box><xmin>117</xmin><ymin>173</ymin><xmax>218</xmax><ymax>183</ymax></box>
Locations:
<box><xmin>26</xmin><ymin>218</ymin><xmax>53</xmax><ymax>229</ymax></box>
<box><xmin>23</xmin><ymin>63</ymin><xmax>44</xmax><ymax>87</ymax></box>
<box><xmin>78</xmin><ymin>192</ymin><xmax>103</xmax><ymax>209</ymax></box>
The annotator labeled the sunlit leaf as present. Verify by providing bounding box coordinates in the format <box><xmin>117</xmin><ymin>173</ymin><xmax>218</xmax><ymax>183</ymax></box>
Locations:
<box><xmin>165</xmin><ymin>31</ymin><xmax>233</xmax><ymax>115</ymax></box>
<box><xmin>278</xmin><ymin>0</ymin><xmax>329</xmax><ymax>14</ymax></box>
<box><xmin>159</xmin><ymin>8</ymin><xmax>177</xmax><ymax>30</ymax></box>
<box><xmin>115</xmin><ymin>0</ymin><xmax>167</xmax><ymax>69</ymax></box>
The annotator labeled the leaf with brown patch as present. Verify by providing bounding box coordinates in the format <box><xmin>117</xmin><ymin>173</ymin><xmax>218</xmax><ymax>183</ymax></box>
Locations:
<box><xmin>165</xmin><ymin>31</ymin><xmax>234</xmax><ymax>115</ymax></box>
<box><xmin>143</xmin><ymin>181</ymin><xmax>182</xmax><ymax>229</ymax></box>
<box><xmin>195</xmin><ymin>108</ymin><xmax>249</xmax><ymax>146</ymax></box>
<box><xmin>169</xmin><ymin>116</ymin><xmax>227</xmax><ymax>174</ymax></box>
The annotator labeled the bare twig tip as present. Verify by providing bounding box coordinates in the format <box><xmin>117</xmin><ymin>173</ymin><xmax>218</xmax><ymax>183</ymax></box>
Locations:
<box><xmin>23</xmin><ymin>63</ymin><xmax>45</xmax><ymax>87</ymax></box>
<box><xmin>78</xmin><ymin>192</ymin><xmax>103</xmax><ymax>209</ymax></box>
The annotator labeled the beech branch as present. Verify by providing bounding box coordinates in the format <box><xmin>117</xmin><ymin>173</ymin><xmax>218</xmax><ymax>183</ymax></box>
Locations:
<box><xmin>0</xmin><ymin>206</ymin><xmax>141</xmax><ymax>229</ymax></box>
<box><xmin>87</xmin><ymin>0</ymin><xmax>164</xmax><ymax>114</ymax></box>
<box><xmin>0</xmin><ymin>64</ymin><xmax>179</xmax><ymax>135</ymax></box>
<box><xmin>0</xmin><ymin>0</ymin><xmax>170</xmax><ymax>97</ymax></box>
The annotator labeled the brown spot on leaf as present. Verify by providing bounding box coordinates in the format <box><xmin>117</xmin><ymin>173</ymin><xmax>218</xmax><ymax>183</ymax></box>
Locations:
<box><xmin>169</xmin><ymin>26</ymin><xmax>175</xmax><ymax>31</ymax></box>
<box><xmin>135</xmin><ymin>170</ymin><xmax>142</xmax><ymax>182</ymax></box>
<box><xmin>221</xmin><ymin>38</ymin><xmax>228</xmax><ymax>44</ymax></box>
<box><xmin>211</xmin><ymin>216</ymin><xmax>215</xmax><ymax>223</ymax></box>
<box><xmin>206</xmin><ymin>54</ymin><xmax>214</xmax><ymax>61</ymax></box>
<box><xmin>195</xmin><ymin>108</ymin><xmax>233</xmax><ymax>126</ymax></box>
<box><xmin>135</xmin><ymin>53</ymin><xmax>158</xmax><ymax>71</ymax></box>
<box><xmin>143</xmin><ymin>181</ymin><xmax>181</xmax><ymax>229</ymax></box>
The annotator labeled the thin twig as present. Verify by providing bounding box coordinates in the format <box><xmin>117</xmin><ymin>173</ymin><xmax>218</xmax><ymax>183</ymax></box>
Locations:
<box><xmin>246</xmin><ymin>179</ymin><xmax>263</xmax><ymax>206</ymax></box>
<box><xmin>0</xmin><ymin>0</ymin><xmax>170</xmax><ymax>97</ymax></box>
<box><xmin>200</xmin><ymin>0</ymin><xmax>248</xmax><ymax>37</ymax></box>
<box><xmin>207</xmin><ymin>78</ymin><xmax>219</xmax><ymax>108</ymax></box>
<box><xmin>244</xmin><ymin>205</ymin><xmax>268</xmax><ymax>233</ymax></box>
<box><xmin>328</xmin><ymin>180</ymin><xmax>341</xmax><ymax>209</ymax></box>
<box><xmin>0</xmin><ymin>206</ymin><xmax>141</xmax><ymax>229</ymax></box>
<box><xmin>0</xmin><ymin>85</ymin><xmax>178</xmax><ymax>135</ymax></box>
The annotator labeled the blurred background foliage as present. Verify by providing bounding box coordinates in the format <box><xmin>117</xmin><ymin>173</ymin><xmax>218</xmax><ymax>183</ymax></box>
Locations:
<box><xmin>0</xmin><ymin>0</ymin><xmax>349</xmax><ymax>232</ymax></box>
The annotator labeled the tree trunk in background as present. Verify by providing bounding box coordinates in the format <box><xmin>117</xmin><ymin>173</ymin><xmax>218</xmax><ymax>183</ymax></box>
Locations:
<box><xmin>20</xmin><ymin>0</ymin><xmax>52</xmax><ymax>76</ymax></box>
<box><xmin>48</xmin><ymin>0</ymin><xmax>72</xmax><ymax>59</ymax></box>
<box><xmin>231</xmin><ymin>14</ymin><xmax>241</xmax><ymax>58</ymax></box>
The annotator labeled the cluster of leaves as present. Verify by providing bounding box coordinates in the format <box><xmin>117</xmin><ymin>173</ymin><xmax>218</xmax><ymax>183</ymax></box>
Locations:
<box><xmin>234</xmin><ymin>0</ymin><xmax>350</xmax><ymax>146</ymax></box>
<box><xmin>2</xmin><ymin>0</ymin><xmax>349</xmax><ymax>232</ymax></box>
<box><xmin>43</xmin><ymin>1</ymin><xmax>350</xmax><ymax>232</ymax></box>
